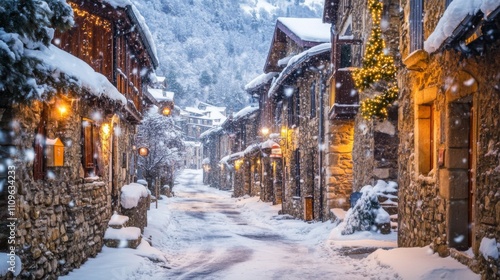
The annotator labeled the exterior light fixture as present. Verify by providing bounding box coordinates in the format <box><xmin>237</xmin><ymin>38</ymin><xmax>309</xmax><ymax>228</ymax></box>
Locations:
<box><xmin>101</xmin><ymin>123</ymin><xmax>111</xmax><ymax>138</ymax></box>
<box><xmin>138</xmin><ymin>147</ymin><xmax>149</xmax><ymax>157</ymax></box>
<box><xmin>261</xmin><ymin>127</ymin><xmax>269</xmax><ymax>136</ymax></box>
<box><xmin>161</xmin><ymin>106</ymin><xmax>171</xmax><ymax>116</ymax></box>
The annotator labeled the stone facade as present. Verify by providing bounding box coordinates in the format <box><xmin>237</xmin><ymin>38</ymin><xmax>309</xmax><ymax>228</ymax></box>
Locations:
<box><xmin>398</xmin><ymin>0</ymin><xmax>500</xmax><ymax>277</ymax></box>
<box><xmin>325</xmin><ymin>120</ymin><xmax>354</xmax><ymax>211</ymax></box>
<box><xmin>0</xmin><ymin>97</ymin><xmax>140</xmax><ymax>278</ymax></box>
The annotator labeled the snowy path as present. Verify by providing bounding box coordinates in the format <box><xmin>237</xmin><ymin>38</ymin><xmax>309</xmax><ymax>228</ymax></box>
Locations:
<box><xmin>144</xmin><ymin>169</ymin><xmax>398</xmax><ymax>280</ymax></box>
<box><xmin>63</xmin><ymin>169</ymin><xmax>478</xmax><ymax>280</ymax></box>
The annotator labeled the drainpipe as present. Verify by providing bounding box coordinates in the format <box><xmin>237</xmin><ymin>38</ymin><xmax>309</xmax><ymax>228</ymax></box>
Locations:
<box><xmin>318</xmin><ymin>72</ymin><xmax>325</xmax><ymax>221</ymax></box>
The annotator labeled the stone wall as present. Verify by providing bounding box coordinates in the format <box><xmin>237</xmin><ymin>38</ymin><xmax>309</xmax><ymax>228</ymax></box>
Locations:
<box><xmin>0</xmin><ymin>101</ymin><xmax>117</xmax><ymax>278</ymax></box>
<box><xmin>398</xmin><ymin>0</ymin><xmax>500</xmax><ymax>277</ymax></box>
<box><xmin>121</xmin><ymin>196</ymin><xmax>149</xmax><ymax>232</ymax></box>
<box><xmin>0</xmin><ymin>97</ymin><xmax>139</xmax><ymax>278</ymax></box>
<box><xmin>325</xmin><ymin>120</ymin><xmax>354</xmax><ymax>211</ymax></box>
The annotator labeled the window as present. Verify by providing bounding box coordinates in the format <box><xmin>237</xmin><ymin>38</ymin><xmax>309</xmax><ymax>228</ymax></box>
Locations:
<box><xmin>82</xmin><ymin>118</ymin><xmax>99</xmax><ymax>177</ymax></box>
<box><xmin>294</xmin><ymin>149</ymin><xmax>301</xmax><ymax>197</ymax></box>
<box><xmin>340</xmin><ymin>44</ymin><xmax>352</xmax><ymax>68</ymax></box>
<box><xmin>33</xmin><ymin>114</ymin><xmax>46</xmax><ymax>180</ymax></box>
<box><xmin>410</xmin><ymin>0</ymin><xmax>424</xmax><ymax>52</ymax></box>
<box><xmin>310</xmin><ymin>81</ymin><xmax>316</xmax><ymax>118</ymax></box>
<box><xmin>416</xmin><ymin>104</ymin><xmax>434</xmax><ymax>174</ymax></box>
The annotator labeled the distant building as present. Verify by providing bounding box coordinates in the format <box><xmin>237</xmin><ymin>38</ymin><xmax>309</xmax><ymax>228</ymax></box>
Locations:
<box><xmin>179</xmin><ymin>100</ymin><xmax>227</xmax><ymax>141</ymax></box>
<box><xmin>183</xmin><ymin>141</ymin><xmax>202</xmax><ymax>169</ymax></box>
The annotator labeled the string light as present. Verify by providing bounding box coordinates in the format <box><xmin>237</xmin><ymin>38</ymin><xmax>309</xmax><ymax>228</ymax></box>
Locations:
<box><xmin>352</xmin><ymin>0</ymin><xmax>399</xmax><ymax>119</ymax></box>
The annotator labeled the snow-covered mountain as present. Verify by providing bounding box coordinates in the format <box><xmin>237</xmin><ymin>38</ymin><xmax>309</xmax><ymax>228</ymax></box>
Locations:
<box><xmin>132</xmin><ymin>0</ymin><xmax>323</xmax><ymax>113</ymax></box>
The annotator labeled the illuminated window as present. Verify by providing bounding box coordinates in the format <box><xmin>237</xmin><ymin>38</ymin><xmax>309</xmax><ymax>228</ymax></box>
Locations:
<box><xmin>82</xmin><ymin>118</ymin><xmax>99</xmax><ymax>177</ymax></box>
<box><xmin>417</xmin><ymin>104</ymin><xmax>434</xmax><ymax>174</ymax></box>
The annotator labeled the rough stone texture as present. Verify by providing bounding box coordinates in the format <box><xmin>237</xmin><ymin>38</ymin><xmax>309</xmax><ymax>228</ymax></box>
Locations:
<box><xmin>399</xmin><ymin>0</ymin><xmax>500</xmax><ymax>277</ymax></box>
<box><xmin>0</xmin><ymin>99</ymin><xmax>137</xmax><ymax>278</ymax></box>
<box><xmin>120</xmin><ymin>196</ymin><xmax>149</xmax><ymax>233</ymax></box>
<box><xmin>279</xmin><ymin>58</ymin><xmax>330</xmax><ymax>221</ymax></box>
<box><xmin>325</xmin><ymin>120</ymin><xmax>354</xmax><ymax>215</ymax></box>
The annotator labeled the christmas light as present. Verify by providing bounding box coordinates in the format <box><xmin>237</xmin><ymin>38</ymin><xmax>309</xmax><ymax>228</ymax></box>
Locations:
<box><xmin>352</xmin><ymin>0</ymin><xmax>399</xmax><ymax>119</ymax></box>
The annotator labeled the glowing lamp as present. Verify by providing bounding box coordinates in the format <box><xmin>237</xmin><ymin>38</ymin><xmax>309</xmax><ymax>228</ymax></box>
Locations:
<box><xmin>138</xmin><ymin>147</ymin><xmax>149</xmax><ymax>156</ymax></box>
<box><xmin>161</xmin><ymin>106</ymin><xmax>171</xmax><ymax>116</ymax></box>
<box><xmin>260</xmin><ymin>127</ymin><xmax>269</xmax><ymax>136</ymax></box>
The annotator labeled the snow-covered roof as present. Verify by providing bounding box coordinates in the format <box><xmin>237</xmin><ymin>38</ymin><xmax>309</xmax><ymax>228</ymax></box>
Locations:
<box><xmin>184</xmin><ymin>141</ymin><xmax>201</xmax><ymax>147</ymax></box>
<box><xmin>148</xmin><ymin>87</ymin><xmax>174</xmax><ymax>102</ymax></box>
<box><xmin>268</xmin><ymin>43</ymin><xmax>331</xmax><ymax>97</ymax></box>
<box><xmin>232</xmin><ymin>105</ymin><xmax>259</xmax><ymax>121</ymax></box>
<box><xmin>277</xmin><ymin>17</ymin><xmax>331</xmax><ymax>43</ymax></box>
<box><xmin>199</xmin><ymin>126</ymin><xmax>223</xmax><ymax>139</ymax></box>
<box><xmin>244</xmin><ymin>72</ymin><xmax>279</xmax><ymax>91</ymax></box>
<box><xmin>26</xmin><ymin>45</ymin><xmax>126</xmax><ymax>104</ymax></box>
<box><xmin>424</xmin><ymin>0</ymin><xmax>500</xmax><ymax>53</ymax></box>
<box><xmin>102</xmin><ymin>0</ymin><xmax>159</xmax><ymax>66</ymax></box>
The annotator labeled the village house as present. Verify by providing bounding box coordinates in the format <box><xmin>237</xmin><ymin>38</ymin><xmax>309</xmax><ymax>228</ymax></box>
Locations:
<box><xmin>322</xmin><ymin>0</ymin><xmax>400</xmax><ymax>223</ymax></box>
<box><xmin>262</xmin><ymin>17</ymin><xmax>332</xmax><ymax>221</ymax></box>
<box><xmin>397</xmin><ymin>0</ymin><xmax>500</xmax><ymax>277</ymax></box>
<box><xmin>245</xmin><ymin>73</ymin><xmax>279</xmax><ymax>203</ymax></box>
<box><xmin>179</xmin><ymin>101</ymin><xmax>227</xmax><ymax>141</ymax></box>
<box><xmin>0</xmin><ymin>0</ymin><xmax>158</xmax><ymax>277</ymax></box>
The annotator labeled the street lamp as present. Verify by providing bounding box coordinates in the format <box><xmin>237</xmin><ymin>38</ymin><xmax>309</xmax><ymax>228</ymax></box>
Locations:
<box><xmin>260</xmin><ymin>127</ymin><xmax>270</xmax><ymax>137</ymax></box>
<box><xmin>138</xmin><ymin>147</ymin><xmax>149</xmax><ymax>157</ymax></box>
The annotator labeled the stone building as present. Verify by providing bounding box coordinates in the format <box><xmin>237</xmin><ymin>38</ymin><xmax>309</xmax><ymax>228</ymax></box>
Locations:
<box><xmin>245</xmin><ymin>73</ymin><xmax>278</xmax><ymax>203</ymax></box>
<box><xmin>323</xmin><ymin>0</ymin><xmax>400</xmax><ymax>215</ymax></box>
<box><xmin>398</xmin><ymin>0</ymin><xmax>500</xmax><ymax>277</ymax></box>
<box><xmin>264</xmin><ymin>17</ymin><xmax>332</xmax><ymax>221</ymax></box>
<box><xmin>0</xmin><ymin>0</ymin><xmax>157</xmax><ymax>278</ymax></box>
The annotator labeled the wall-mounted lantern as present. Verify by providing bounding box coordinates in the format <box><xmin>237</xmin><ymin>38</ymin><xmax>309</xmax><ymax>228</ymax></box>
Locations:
<box><xmin>234</xmin><ymin>159</ymin><xmax>244</xmax><ymax>171</ymax></box>
<box><xmin>46</xmin><ymin>138</ymin><xmax>64</xmax><ymax>166</ymax></box>
<box><xmin>260</xmin><ymin>127</ymin><xmax>269</xmax><ymax>137</ymax></box>
<box><xmin>159</xmin><ymin>101</ymin><xmax>174</xmax><ymax>117</ymax></box>
<box><xmin>138</xmin><ymin>147</ymin><xmax>149</xmax><ymax>157</ymax></box>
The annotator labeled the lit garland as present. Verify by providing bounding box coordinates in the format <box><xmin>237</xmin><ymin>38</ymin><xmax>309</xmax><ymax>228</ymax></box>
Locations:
<box><xmin>352</xmin><ymin>0</ymin><xmax>399</xmax><ymax>119</ymax></box>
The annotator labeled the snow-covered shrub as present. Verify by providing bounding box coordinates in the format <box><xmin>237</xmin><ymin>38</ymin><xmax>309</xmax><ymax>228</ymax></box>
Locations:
<box><xmin>341</xmin><ymin>182</ymin><xmax>391</xmax><ymax>235</ymax></box>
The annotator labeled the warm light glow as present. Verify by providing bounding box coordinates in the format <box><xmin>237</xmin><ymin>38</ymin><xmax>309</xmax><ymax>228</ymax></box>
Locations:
<box><xmin>352</xmin><ymin>0</ymin><xmax>399</xmax><ymax>119</ymax></box>
<box><xmin>161</xmin><ymin>107</ymin><xmax>171</xmax><ymax>116</ymax></box>
<box><xmin>261</xmin><ymin>127</ymin><xmax>269</xmax><ymax>136</ymax></box>
<box><xmin>138</xmin><ymin>147</ymin><xmax>149</xmax><ymax>156</ymax></box>
<box><xmin>234</xmin><ymin>159</ymin><xmax>243</xmax><ymax>171</ymax></box>
<box><xmin>101</xmin><ymin>123</ymin><xmax>111</xmax><ymax>138</ymax></box>
<box><xmin>57</xmin><ymin>104</ymin><xmax>68</xmax><ymax>116</ymax></box>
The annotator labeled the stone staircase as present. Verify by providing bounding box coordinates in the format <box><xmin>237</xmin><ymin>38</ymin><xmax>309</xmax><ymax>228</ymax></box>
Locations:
<box><xmin>103</xmin><ymin>213</ymin><xmax>142</xmax><ymax>249</ymax></box>
<box><xmin>378</xmin><ymin>190</ymin><xmax>398</xmax><ymax>232</ymax></box>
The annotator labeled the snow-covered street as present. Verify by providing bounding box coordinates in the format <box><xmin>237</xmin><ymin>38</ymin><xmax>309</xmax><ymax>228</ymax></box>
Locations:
<box><xmin>62</xmin><ymin>169</ymin><xmax>478</xmax><ymax>280</ymax></box>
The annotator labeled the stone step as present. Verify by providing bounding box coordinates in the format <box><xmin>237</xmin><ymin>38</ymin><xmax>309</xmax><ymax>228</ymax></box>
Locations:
<box><xmin>108</xmin><ymin>213</ymin><xmax>129</xmax><ymax>229</ymax></box>
<box><xmin>103</xmin><ymin>227</ymin><xmax>142</xmax><ymax>249</ymax></box>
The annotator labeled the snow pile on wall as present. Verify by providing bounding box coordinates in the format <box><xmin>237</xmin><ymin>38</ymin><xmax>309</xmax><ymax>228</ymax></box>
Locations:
<box><xmin>479</xmin><ymin>237</ymin><xmax>499</xmax><ymax>260</ymax></box>
<box><xmin>108</xmin><ymin>213</ymin><xmax>130</xmax><ymax>227</ymax></box>
<box><xmin>0</xmin><ymin>253</ymin><xmax>21</xmax><ymax>277</ymax></box>
<box><xmin>121</xmin><ymin>183</ymin><xmax>149</xmax><ymax>209</ymax></box>
<box><xmin>104</xmin><ymin>227</ymin><xmax>141</xmax><ymax>241</ymax></box>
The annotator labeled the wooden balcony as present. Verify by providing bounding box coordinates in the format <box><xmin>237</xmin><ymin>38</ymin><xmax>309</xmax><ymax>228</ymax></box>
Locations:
<box><xmin>328</xmin><ymin>68</ymin><xmax>359</xmax><ymax>120</ymax></box>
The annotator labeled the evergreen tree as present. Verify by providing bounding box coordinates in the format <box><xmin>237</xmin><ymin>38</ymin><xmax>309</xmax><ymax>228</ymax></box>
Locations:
<box><xmin>0</xmin><ymin>0</ymin><xmax>74</xmax><ymax>102</ymax></box>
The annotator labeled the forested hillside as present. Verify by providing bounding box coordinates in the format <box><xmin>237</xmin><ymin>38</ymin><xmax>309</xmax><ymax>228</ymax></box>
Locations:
<box><xmin>133</xmin><ymin>0</ymin><xmax>323</xmax><ymax>112</ymax></box>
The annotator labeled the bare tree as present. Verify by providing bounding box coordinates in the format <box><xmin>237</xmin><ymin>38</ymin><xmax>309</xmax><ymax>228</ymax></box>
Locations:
<box><xmin>135</xmin><ymin>109</ymin><xmax>184</xmax><ymax>194</ymax></box>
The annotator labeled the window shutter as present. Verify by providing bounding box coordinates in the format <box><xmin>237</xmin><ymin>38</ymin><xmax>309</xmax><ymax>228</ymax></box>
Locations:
<box><xmin>33</xmin><ymin>119</ymin><xmax>46</xmax><ymax>180</ymax></box>
<box><xmin>410</xmin><ymin>0</ymin><xmax>424</xmax><ymax>52</ymax></box>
